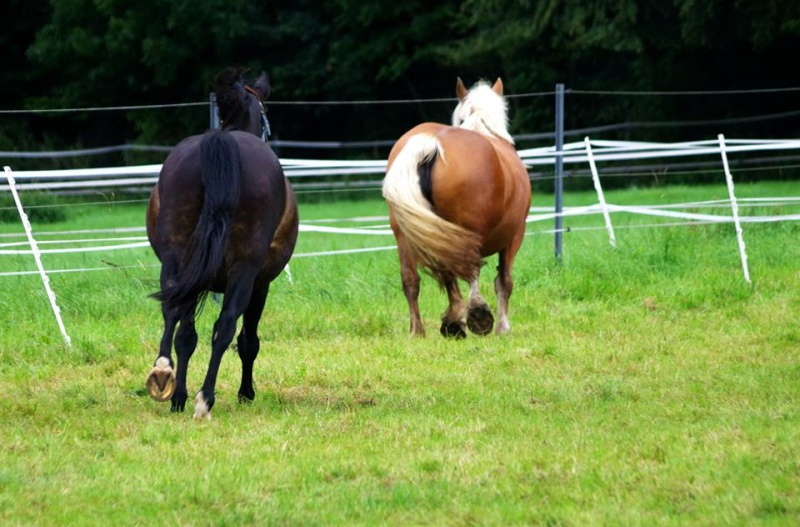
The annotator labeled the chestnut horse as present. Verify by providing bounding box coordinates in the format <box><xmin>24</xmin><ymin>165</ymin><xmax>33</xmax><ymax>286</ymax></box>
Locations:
<box><xmin>382</xmin><ymin>78</ymin><xmax>531</xmax><ymax>338</ymax></box>
<box><xmin>145</xmin><ymin>68</ymin><xmax>298</xmax><ymax>419</ymax></box>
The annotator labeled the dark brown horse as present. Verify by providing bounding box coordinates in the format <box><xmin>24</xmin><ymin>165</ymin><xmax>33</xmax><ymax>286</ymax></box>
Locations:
<box><xmin>383</xmin><ymin>78</ymin><xmax>531</xmax><ymax>338</ymax></box>
<box><xmin>145</xmin><ymin>67</ymin><xmax>298</xmax><ymax>419</ymax></box>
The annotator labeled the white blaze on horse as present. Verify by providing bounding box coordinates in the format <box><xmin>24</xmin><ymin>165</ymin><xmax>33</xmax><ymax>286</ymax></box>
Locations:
<box><xmin>383</xmin><ymin>77</ymin><xmax>531</xmax><ymax>338</ymax></box>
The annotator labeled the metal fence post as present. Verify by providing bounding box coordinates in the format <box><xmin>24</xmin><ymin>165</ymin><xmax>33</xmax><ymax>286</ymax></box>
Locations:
<box><xmin>554</xmin><ymin>84</ymin><xmax>565</xmax><ymax>262</ymax></box>
<box><xmin>209</xmin><ymin>92</ymin><xmax>220</xmax><ymax>130</ymax></box>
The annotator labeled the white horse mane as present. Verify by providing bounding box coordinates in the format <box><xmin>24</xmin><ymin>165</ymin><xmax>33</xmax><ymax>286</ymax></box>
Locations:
<box><xmin>451</xmin><ymin>81</ymin><xmax>514</xmax><ymax>144</ymax></box>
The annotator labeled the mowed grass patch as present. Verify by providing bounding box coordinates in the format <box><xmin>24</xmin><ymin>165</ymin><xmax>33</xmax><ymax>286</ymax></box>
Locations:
<box><xmin>0</xmin><ymin>182</ymin><xmax>799</xmax><ymax>525</ymax></box>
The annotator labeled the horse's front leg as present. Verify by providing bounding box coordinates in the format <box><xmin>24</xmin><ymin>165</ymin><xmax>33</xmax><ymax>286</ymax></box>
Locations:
<box><xmin>466</xmin><ymin>272</ymin><xmax>494</xmax><ymax>336</ymax></box>
<box><xmin>170</xmin><ymin>310</ymin><xmax>198</xmax><ymax>412</ymax></box>
<box><xmin>236</xmin><ymin>287</ymin><xmax>268</xmax><ymax>403</ymax></box>
<box><xmin>440</xmin><ymin>273</ymin><xmax>467</xmax><ymax>338</ymax></box>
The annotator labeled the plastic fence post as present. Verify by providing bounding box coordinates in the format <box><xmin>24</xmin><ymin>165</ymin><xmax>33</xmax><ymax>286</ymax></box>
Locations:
<box><xmin>584</xmin><ymin>137</ymin><xmax>616</xmax><ymax>248</ymax></box>
<box><xmin>3</xmin><ymin>166</ymin><xmax>72</xmax><ymax>346</ymax></box>
<box><xmin>717</xmin><ymin>135</ymin><xmax>751</xmax><ymax>284</ymax></box>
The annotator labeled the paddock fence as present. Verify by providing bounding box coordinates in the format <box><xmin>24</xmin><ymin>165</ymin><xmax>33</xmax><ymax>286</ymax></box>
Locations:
<box><xmin>4</xmin><ymin>135</ymin><xmax>800</xmax><ymax>272</ymax></box>
<box><xmin>3</xmin><ymin>88</ymin><xmax>800</xmax><ymax>345</ymax></box>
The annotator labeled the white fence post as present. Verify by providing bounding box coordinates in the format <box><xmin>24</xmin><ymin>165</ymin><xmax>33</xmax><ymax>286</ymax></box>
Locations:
<box><xmin>584</xmin><ymin>137</ymin><xmax>617</xmax><ymax>248</ymax></box>
<box><xmin>717</xmin><ymin>135</ymin><xmax>751</xmax><ymax>284</ymax></box>
<box><xmin>3</xmin><ymin>166</ymin><xmax>72</xmax><ymax>346</ymax></box>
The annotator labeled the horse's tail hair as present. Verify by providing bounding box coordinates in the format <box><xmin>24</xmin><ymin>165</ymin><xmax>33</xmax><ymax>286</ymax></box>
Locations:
<box><xmin>382</xmin><ymin>134</ymin><xmax>482</xmax><ymax>282</ymax></box>
<box><xmin>157</xmin><ymin>131</ymin><xmax>241</xmax><ymax>311</ymax></box>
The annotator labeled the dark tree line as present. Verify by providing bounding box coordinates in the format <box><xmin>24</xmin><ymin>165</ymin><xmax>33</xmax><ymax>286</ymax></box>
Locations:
<box><xmin>2</xmin><ymin>0</ymin><xmax>800</xmax><ymax>169</ymax></box>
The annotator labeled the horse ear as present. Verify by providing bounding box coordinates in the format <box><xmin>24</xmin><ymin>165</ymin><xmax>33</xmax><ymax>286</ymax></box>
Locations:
<box><xmin>456</xmin><ymin>77</ymin><xmax>468</xmax><ymax>101</ymax></box>
<box><xmin>492</xmin><ymin>78</ymin><xmax>504</xmax><ymax>96</ymax></box>
<box><xmin>252</xmin><ymin>71</ymin><xmax>271</xmax><ymax>100</ymax></box>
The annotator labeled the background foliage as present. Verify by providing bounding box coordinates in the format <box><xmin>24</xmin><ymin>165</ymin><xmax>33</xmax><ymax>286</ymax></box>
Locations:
<box><xmin>2</xmin><ymin>0</ymin><xmax>800</xmax><ymax>168</ymax></box>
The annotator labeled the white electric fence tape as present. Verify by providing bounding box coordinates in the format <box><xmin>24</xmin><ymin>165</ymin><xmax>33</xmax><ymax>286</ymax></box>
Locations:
<box><xmin>5</xmin><ymin>137</ymin><xmax>800</xmax><ymax>342</ymax></box>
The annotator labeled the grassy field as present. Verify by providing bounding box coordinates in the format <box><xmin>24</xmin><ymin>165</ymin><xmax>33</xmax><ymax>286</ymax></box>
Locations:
<box><xmin>0</xmin><ymin>181</ymin><xmax>799</xmax><ymax>525</ymax></box>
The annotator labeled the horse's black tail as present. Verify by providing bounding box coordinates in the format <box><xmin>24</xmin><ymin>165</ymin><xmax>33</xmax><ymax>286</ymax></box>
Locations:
<box><xmin>157</xmin><ymin>131</ymin><xmax>241</xmax><ymax>312</ymax></box>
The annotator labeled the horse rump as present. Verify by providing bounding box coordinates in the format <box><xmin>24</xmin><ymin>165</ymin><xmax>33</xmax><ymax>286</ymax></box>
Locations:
<box><xmin>383</xmin><ymin>133</ymin><xmax>482</xmax><ymax>282</ymax></box>
<box><xmin>153</xmin><ymin>132</ymin><xmax>242</xmax><ymax>312</ymax></box>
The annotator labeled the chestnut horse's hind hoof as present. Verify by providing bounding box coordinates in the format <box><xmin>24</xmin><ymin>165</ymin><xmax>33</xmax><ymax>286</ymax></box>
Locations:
<box><xmin>467</xmin><ymin>305</ymin><xmax>494</xmax><ymax>336</ymax></box>
<box><xmin>440</xmin><ymin>320</ymin><xmax>467</xmax><ymax>339</ymax></box>
<box><xmin>146</xmin><ymin>357</ymin><xmax>176</xmax><ymax>402</ymax></box>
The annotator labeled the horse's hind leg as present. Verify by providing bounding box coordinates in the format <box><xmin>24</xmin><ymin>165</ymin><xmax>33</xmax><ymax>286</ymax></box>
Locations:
<box><xmin>146</xmin><ymin>298</ymin><xmax>198</xmax><ymax>412</ymax></box>
<box><xmin>494</xmin><ymin>262</ymin><xmax>512</xmax><ymax>335</ymax></box>
<box><xmin>397</xmin><ymin>239</ymin><xmax>425</xmax><ymax>336</ymax></box>
<box><xmin>466</xmin><ymin>273</ymin><xmax>494</xmax><ymax>336</ymax></box>
<box><xmin>193</xmin><ymin>271</ymin><xmax>257</xmax><ymax>420</ymax></box>
<box><xmin>440</xmin><ymin>273</ymin><xmax>467</xmax><ymax>338</ymax></box>
<box><xmin>147</xmin><ymin>304</ymin><xmax>179</xmax><ymax>403</ymax></box>
<box><xmin>494</xmin><ymin>228</ymin><xmax>525</xmax><ymax>335</ymax></box>
<box><xmin>236</xmin><ymin>287</ymin><xmax>268</xmax><ymax>403</ymax></box>
<box><xmin>147</xmin><ymin>256</ymin><xmax>198</xmax><ymax>408</ymax></box>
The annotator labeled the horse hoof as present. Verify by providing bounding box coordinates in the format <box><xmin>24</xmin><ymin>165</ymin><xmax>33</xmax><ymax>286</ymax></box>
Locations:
<box><xmin>146</xmin><ymin>357</ymin><xmax>176</xmax><ymax>402</ymax></box>
<box><xmin>440</xmin><ymin>320</ymin><xmax>467</xmax><ymax>339</ymax></box>
<box><xmin>237</xmin><ymin>390</ymin><xmax>255</xmax><ymax>404</ymax></box>
<box><xmin>467</xmin><ymin>305</ymin><xmax>494</xmax><ymax>336</ymax></box>
<box><xmin>193</xmin><ymin>392</ymin><xmax>212</xmax><ymax>420</ymax></box>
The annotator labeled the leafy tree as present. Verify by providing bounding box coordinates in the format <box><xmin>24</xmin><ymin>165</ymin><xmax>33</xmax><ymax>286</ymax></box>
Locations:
<box><xmin>2</xmin><ymin>0</ymin><xmax>800</xmax><ymax>166</ymax></box>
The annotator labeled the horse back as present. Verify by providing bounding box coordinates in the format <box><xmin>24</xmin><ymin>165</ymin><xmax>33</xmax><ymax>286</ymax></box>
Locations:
<box><xmin>148</xmin><ymin>131</ymin><xmax>292</xmax><ymax>288</ymax></box>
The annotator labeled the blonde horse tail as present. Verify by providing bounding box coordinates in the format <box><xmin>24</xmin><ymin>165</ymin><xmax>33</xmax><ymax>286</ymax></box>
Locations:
<box><xmin>382</xmin><ymin>134</ymin><xmax>482</xmax><ymax>282</ymax></box>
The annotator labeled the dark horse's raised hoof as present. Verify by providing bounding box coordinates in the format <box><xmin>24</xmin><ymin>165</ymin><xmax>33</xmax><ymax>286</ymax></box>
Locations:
<box><xmin>146</xmin><ymin>357</ymin><xmax>176</xmax><ymax>402</ymax></box>
<box><xmin>440</xmin><ymin>320</ymin><xmax>467</xmax><ymax>339</ymax></box>
<box><xmin>467</xmin><ymin>304</ymin><xmax>494</xmax><ymax>336</ymax></box>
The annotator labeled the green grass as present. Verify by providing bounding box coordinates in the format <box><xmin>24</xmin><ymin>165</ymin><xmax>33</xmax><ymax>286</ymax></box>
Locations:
<box><xmin>1</xmin><ymin>182</ymin><xmax>799</xmax><ymax>525</ymax></box>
